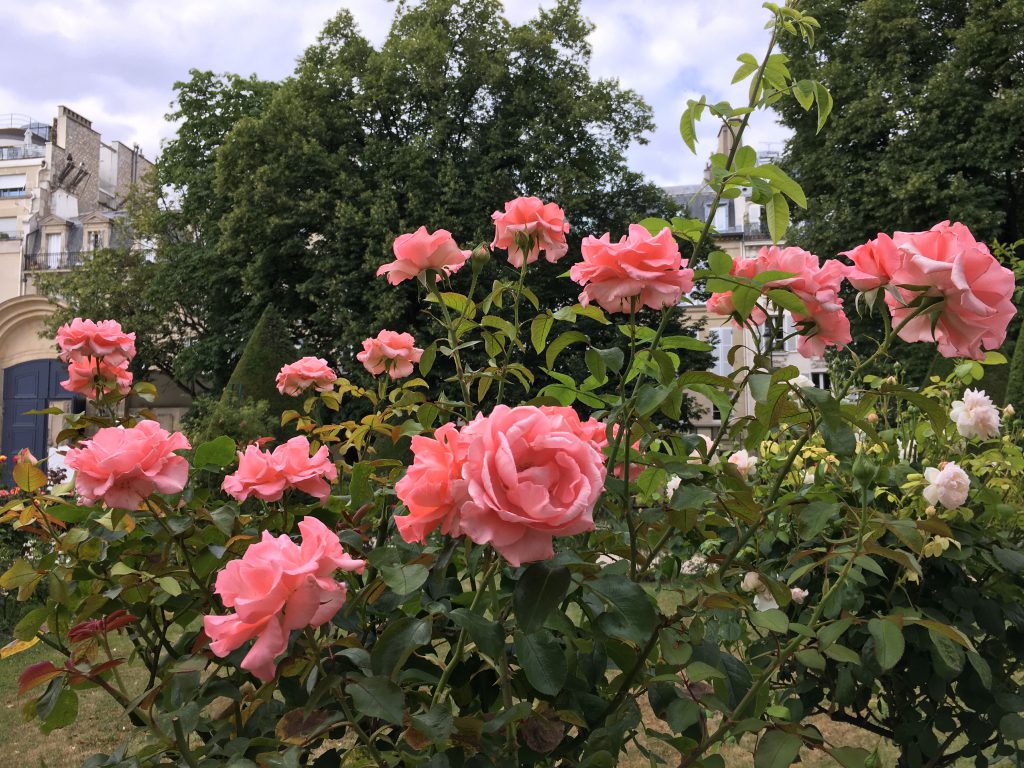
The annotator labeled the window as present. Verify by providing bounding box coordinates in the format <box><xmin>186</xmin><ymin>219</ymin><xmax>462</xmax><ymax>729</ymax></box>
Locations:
<box><xmin>770</xmin><ymin>313</ymin><xmax>798</xmax><ymax>353</ymax></box>
<box><xmin>0</xmin><ymin>173</ymin><xmax>27</xmax><ymax>198</ymax></box>
<box><xmin>712</xmin><ymin>326</ymin><xmax>733</xmax><ymax>377</ymax></box>
<box><xmin>0</xmin><ymin>217</ymin><xmax>15</xmax><ymax>239</ymax></box>
<box><xmin>88</xmin><ymin>230</ymin><xmax>105</xmax><ymax>251</ymax></box>
<box><xmin>705</xmin><ymin>201</ymin><xmax>731</xmax><ymax>231</ymax></box>
<box><xmin>811</xmin><ymin>371</ymin><xmax>831</xmax><ymax>390</ymax></box>
<box><xmin>46</xmin><ymin>233</ymin><xmax>62</xmax><ymax>269</ymax></box>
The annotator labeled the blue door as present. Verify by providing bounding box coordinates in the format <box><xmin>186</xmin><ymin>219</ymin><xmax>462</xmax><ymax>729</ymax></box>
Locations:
<box><xmin>2</xmin><ymin>359</ymin><xmax>81</xmax><ymax>480</ymax></box>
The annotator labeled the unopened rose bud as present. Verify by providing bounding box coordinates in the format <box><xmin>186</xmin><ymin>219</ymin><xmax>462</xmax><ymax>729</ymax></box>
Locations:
<box><xmin>925</xmin><ymin>505</ymin><xmax>937</xmax><ymax>517</ymax></box>
<box><xmin>885</xmin><ymin>376</ymin><xmax>898</xmax><ymax>385</ymax></box>
<box><xmin>1004</xmin><ymin>404</ymin><xmax>1016</xmax><ymax>418</ymax></box>
<box><xmin>866</xmin><ymin>412</ymin><xmax>878</xmax><ymax>424</ymax></box>
<box><xmin>790</xmin><ymin>587</ymin><xmax>808</xmax><ymax>604</ymax></box>
<box><xmin>740</xmin><ymin>571</ymin><xmax>762</xmax><ymax>593</ymax></box>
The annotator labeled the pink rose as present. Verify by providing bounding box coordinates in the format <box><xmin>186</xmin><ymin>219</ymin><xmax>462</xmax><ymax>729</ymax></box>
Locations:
<box><xmin>394</xmin><ymin>423</ymin><xmax>467</xmax><ymax>543</ymax></box>
<box><xmin>203</xmin><ymin>517</ymin><xmax>365</xmax><ymax>681</ymax></box>
<box><xmin>356</xmin><ymin>330</ymin><xmax>423</xmax><ymax>380</ymax></box>
<box><xmin>491</xmin><ymin>197</ymin><xmax>570</xmax><ymax>268</ymax></box>
<box><xmin>457</xmin><ymin>405</ymin><xmax>605</xmax><ymax>566</ymax></box>
<box><xmin>727</xmin><ymin>449</ymin><xmax>758</xmax><ymax>479</ymax></box>
<box><xmin>950</xmin><ymin>388</ymin><xmax>1000</xmax><ymax>440</ymax></box>
<box><xmin>841</xmin><ymin>232</ymin><xmax>901</xmax><ymax>291</ymax></box>
<box><xmin>61</xmin><ymin>356</ymin><xmax>133</xmax><ymax>399</ymax></box>
<box><xmin>923</xmin><ymin>462</ymin><xmax>970</xmax><ymax>509</ymax></box>
<box><xmin>571</xmin><ymin>225</ymin><xmax>694</xmax><ymax>313</ymax></box>
<box><xmin>275</xmin><ymin>357</ymin><xmax>336</xmax><ymax>397</ymax></box>
<box><xmin>222</xmin><ymin>436</ymin><xmax>337</xmax><ymax>503</ymax></box>
<box><xmin>65</xmin><ymin>420</ymin><xmax>190</xmax><ymax>509</ymax></box>
<box><xmin>886</xmin><ymin>221</ymin><xmax>1017</xmax><ymax>360</ymax></box>
<box><xmin>376</xmin><ymin>227</ymin><xmax>470</xmax><ymax>285</ymax></box>
<box><xmin>707</xmin><ymin>292</ymin><xmax>735</xmax><ymax>316</ymax></box>
<box><xmin>56</xmin><ymin>318</ymin><xmax>136</xmax><ymax>366</ymax></box>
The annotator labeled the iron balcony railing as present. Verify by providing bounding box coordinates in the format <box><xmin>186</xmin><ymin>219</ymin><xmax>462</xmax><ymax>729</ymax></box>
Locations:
<box><xmin>24</xmin><ymin>251</ymin><xmax>85</xmax><ymax>271</ymax></box>
<box><xmin>0</xmin><ymin>145</ymin><xmax>45</xmax><ymax>161</ymax></box>
<box><xmin>0</xmin><ymin>114</ymin><xmax>52</xmax><ymax>142</ymax></box>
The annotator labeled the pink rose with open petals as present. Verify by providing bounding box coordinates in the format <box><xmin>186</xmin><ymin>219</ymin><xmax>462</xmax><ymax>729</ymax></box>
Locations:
<box><xmin>61</xmin><ymin>356</ymin><xmax>133</xmax><ymax>399</ymax></box>
<box><xmin>276</xmin><ymin>357</ymin><xmax>336</xmax><ymax>396</ymax></box>
<box><xmin>356</xmin><ymin>330</ymin><xmax>423</xmax><ymax>380</ymax></box>
<box><xmin>707</xmin><ymin>292</ymin><xmax>735</xmax><ymax>316</ymax></box>
<box><xmin>394</xmin><ymin>423</ymin><xmax>468</xmax><ymax>543</ymax></box>
<box><xmin>571</xmin><ymin>225</ymin><xmax>694</xmax><ymax>313</ymax></box>
<box><xmin>203</xmin><ymin>517</ymin><xmax>365</xmax><ymax>681</ymax></box>
<box><xmin>65</xmin><ymin>420</ymin><xmax>190</xmax><ymax>509</ymax></box>
<box><xmin>376</xmin><ymin>227</ymin><xmax>470</xmax><ymax>285</ymax></box>
<box><xmin>841</xmin><ymin>232</ymin><xmax>901</xmax><ymax>291</ymax></box>
<box><xmin>223</xmin><ymin>436</ymin><xmax>337</xmax><ymax>502</ymax></box>
<box><xmin>886</xmin><ymin>221</ymin><xmax>1017</xmax><ymax>360</ymax></box>
<box><xmin>923</xmin><ymin>462</ymin><xmax>970</xmax><ymax>509</ymax></box>
<box><xmin>491</xmin><ymin>197</ymin><xmax>570</xmax><ymax>268</ymax></box>
<box><xmin>457</xmin><ymin>405</ymin><xmax>605</xmax><ymax>566</ymax></box>
<box><xmin>56</xmin><ymin>318</ymin><xmax>136</xmax><ymax>366</ymax></box>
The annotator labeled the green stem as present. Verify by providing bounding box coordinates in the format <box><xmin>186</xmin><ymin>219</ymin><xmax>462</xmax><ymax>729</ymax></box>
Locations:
<box><xmin>496</xmin><ymin>253</ymin><xmax>531</xmax><ymax>405</ymax></box>
<box><xmin>428</xmin><ymin>279</ymin><xmax>475</xmax><ymax>420</ymax></box>
<box><xmin>173</xmin><ymin>716</ymin><xmax>200</xmax><ymax>768</ymax></box>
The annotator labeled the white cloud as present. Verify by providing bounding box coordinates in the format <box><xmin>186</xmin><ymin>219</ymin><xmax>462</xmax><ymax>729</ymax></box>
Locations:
<box><xmin>1</xmin><ymin>0</ymin><xmax>790</xmax><ymax>184</ymax></box>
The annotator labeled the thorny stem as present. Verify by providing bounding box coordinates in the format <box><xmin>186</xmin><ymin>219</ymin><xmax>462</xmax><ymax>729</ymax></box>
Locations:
<box><xmin>496</xmin><ymin>244</ymin><xmax>531</xmax><ymax>405</ymax></box>
<box><xmin>427</xmin><ymin>278</ymin><xmax>475</xmax><ymax>420</ymax></box>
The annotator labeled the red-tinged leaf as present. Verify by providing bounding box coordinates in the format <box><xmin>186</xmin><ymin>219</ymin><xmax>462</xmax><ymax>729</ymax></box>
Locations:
<box><xmin>18</xmin><ymin>661</ymin><xmax>62</xmax><ymax>695</ymax></box>
<box><xmin>104</xmin><ymin>611</ymin><xmax>139</xmax><ymax>632</ymax></box>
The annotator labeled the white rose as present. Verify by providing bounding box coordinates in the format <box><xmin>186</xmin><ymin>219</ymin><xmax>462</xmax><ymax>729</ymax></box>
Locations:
<box><xmin>790</xmin><ymin>587</ymin><xmax>809</xmax><ymax>604</ymax></box>
<box><xmin>923</xmin><ymin>462</ymin><xmax>970</xmax><ymax>509</ymax></box>
<box><xmin>728</xmin><ymin>449</ymin><xmax>758</xmax><ymax>479</ymax></box>
<box><xmin>950</xmin><ymin>389</ymin><xmax>1000</xmax><ymax>440</ymax></box>
<box><xmin>740</xmin><ymin>571</ymin><xmax>762</xmax><ymax>593</ymax></box>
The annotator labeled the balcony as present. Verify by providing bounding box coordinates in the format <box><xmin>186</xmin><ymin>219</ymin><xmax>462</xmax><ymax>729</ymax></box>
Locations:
<box><xmin>24</xmin><ymin>251</ymin><xmax>85</xmax><ymax>271</ymax></box>
<box><xmin>0</xmin><ymin>145</ymin><xmax>45</xmax><ymax>162</ymax></box>
<box><xmin>0</xmin><ymin>114</ymin><xmax>52</xmax><ymax>142</ymax></box>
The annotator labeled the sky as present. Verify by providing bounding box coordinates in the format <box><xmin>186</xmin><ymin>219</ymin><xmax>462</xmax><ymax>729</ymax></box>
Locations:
<box><xmin>1</xmin><ymin>0</ymin><xmax>790</xmax><ymax>187</ymax></box>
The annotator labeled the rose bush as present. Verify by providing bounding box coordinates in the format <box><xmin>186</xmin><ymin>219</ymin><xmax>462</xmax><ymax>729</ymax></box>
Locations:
<box><xmin>2</xmin><ymin>6</ymin><xmax>1023</xmax><ymax>768</ymax></box>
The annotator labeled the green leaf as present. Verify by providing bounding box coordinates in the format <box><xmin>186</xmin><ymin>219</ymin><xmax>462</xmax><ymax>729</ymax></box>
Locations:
<box><xmin>449</xmin><ymin>609</ymin><xmax>505</xmax><ymax>661</ymax></box>
<box><xmin>411</xmin><ymin>705</ymin><xmax>454</xmax><ymax>745</ymax></box>
<box><xmin>193</xmin><ymin>436</ymin><xmax>237</xmax><ymax>469</ymax></box>
<box><xmin>12</xmin><ymin>461</ymin><xmax>47</xmax><ymax>493</ymax></box>
<box><xmin>755</xmin><ymin>729</ymin><xmax>802</xmax><ymax>768</ymax></box>
<box><xmin>348</xmin><ymin>462</ymin><xmax>374</xmax><ymax>506</ymax></box>
<box><xmin>588</xmin><ymin>576</ymin><xmax>658</xmax><ymax>644</ymax></box>
<box><xmin>40</xmin><ymin>687</ymin><xmax>79</xmax><ymax>734</ymax></box>
<box><xmin>660</xmin><ymin>335</ymin><xmax>712</xmax><ymax>352</ymax></box>
<box><xmin>380</xmin><ymin>563</ymin><xmax>429</xmax><ymax>596</ymax></box>
<box><xmin>795</xmin><ymin>649</ymin><xmax>827</xmax><ymax>670</ymax></box>
<box><xmin>751</xmin><ymin>609</ymin><xmax>789</xmax><ymax>634</ymax></box>
<box><xmin>732</xmin><ymin>52</ymin><xmax>759</xmax><ymax>84</ymax></box>
<box><xmin>798</xmin><ymin>501</ymin><xmax>838</xmax><ymax>539</ymax></box>
<box><xmin>709</xmin><ymin>250</ymin><xmax>733</xmax><ymax>276</ymax></box>
<box><xmin>157</xmin><ymin>576</ymin><xmax>182</xmax><ymax>596</ymax></box>
<box><xmin>993</xmin><ymin>546</ymin><xmax>1024</xmax><ymax>574</ymax></box>
<box><xmin>636</xmin><ymin>383</ymin><xmax>673</xmax><ymax>418</ymax></box>
<box><xmin>751</xmin><ymin>164</ymin><xmax>807</xmax><ymax>208</ymax></box>
<box><xmin>868</xmin><ymin>617</ymin><xmax>904</xmax><ymax>671</ymax></box>
<box><xmin>419</xmin><ymin>343</ymin><xmax>437</xmax><ymax>376</ymax></box>
<box><xmin>766</xmin><ymin>289</ymin><xmax>809</xmax><ymax>315</ymax></box>
<box><xmin>514</xmin><ymin>629</ymin><xmax>566</xmax><ymax>696</ymax></box>
<box><xmin>765</xmin><ymin>192</ymin><xmax>790</xmax><ymax>244</ymax></box>
<box><xmin>813</xmin><ymin>82</ymin><xmax>833</xmax><ymax>133</ymax></box>
<box><xmin>545</xmin><ymin>330</ymin><xmax>587</xmax><ymax>369</ymax></box>
<box><xmin>823</xmin><ymin>644</ymin><xmax>861</xmax><ymax>664</ymax></box>
<box><xmin>514</xmin><ymin>561</ymin><xmax>572</xmax><ymax>634</ymax></box>
<box><xmin>999</xmin><ymin>713</ymin><xmax>1024</xmax><ymax>741</ymax></box>
<box><xmin>371</xmin><ymin>617</ymin><xmax>432</xmax><ymax>679</ymax></box>
<box><xmin>826</xmin><ymin>746</ymin><xmax>872</xmax><ymax>768</ymax></box>
<box><xmin>13</xmin><ymin>607</ymin><xmax>50</xmax><ymax>642</ymax></box>
<box><xmin>638</xmin><ymin>217</ymin><xmax>670</xmax><ymax>236</ymax></box>
<box><xmin>348</xmin><ymin>677</ymin><xmax>405</xmax><ymax>724</ymax></box>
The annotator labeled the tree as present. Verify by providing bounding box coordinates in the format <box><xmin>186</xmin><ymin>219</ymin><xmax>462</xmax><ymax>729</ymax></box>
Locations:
<box><xmin>775</xmin><ymin>0</ymin><xmax>1024</xmax><ymax>386</ymax></box>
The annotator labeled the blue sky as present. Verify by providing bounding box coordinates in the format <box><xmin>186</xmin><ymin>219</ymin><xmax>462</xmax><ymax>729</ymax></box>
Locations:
<box><xmin>1</xmin><ymin>0</ymin><xmax>789</xmax><ymax>186</ymax></box>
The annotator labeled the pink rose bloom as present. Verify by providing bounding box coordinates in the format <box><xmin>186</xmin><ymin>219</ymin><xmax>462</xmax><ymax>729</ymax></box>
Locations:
<box><xmin>457</xmin><ymin>406</ymin><xmax>605</xmax><ymax>565</ymax></box>
<box><xmin>203</xmin><ymin>517</ymin><xmax>365</xmax><ymax>681</ymax></box>
<box><xmin>65</xmin><ymin>421</ymin><xmax>190</xmax><ymax>509</ymax></box>
<box><xmin>394</xmin><ymin>423</ymin><xmax>468</xmax><ymax>544</ymax></box>
<box><xmin>491</xmin><ymin>197</ymin><xmax>570</xmax><ymax>268</ymax></box>
<box><xmin>272</xmin><ymin>436</ymin><xmax>338</xmax><ymax>501</ymax></box>
<box><xmin>56</xmin><ymin>318</ymin><xmax>136</xmax><ymax>366</ymax></box>
<box><xmin>841</xmin><ymin>232</ymin><xmax>901</xmax><ymax>291</ymax></box>
<box><xmin>61</xmin><ymin>356</ymin><xmax>133</xmax><ymax>399</ymax></box>
<box><xmin>886</xmin><ymin>221</ymin><xmax>1017</xmax><ymax>360</ymax></box>
<box><xmin>727</xmin><ymin>449</ymin><xmax>758</xmax><ymax>479</ymax></box>
<box><xmin>376</xmin><ymin>227</ymin><xmax>470</xmax><ymax>285</ymax></box>
<box><xmin>275</xmin><ymin>357</ymin><xmax>336</xmax><ymax>397</ymax></box>
<box><xmin>790</xmin><ymin>587</ymin><xmax>809</xmax><ymax>604</ymax></box>
<box><xmin>707</xmin><ymin>292</ymin><xmax>735</xmax><ymax>316</ymax></box>
<box><xmin>923</xmin><ymin>462</ymin><xmax>970</xmax><ymax>509</ymax></box>
<box><xmin>223</xmin><ymin>437</ymin><xmax>337</xmax><ymax>503</ymax></box>
<box><xmin>950</xmin><ymin>388</ymin><xmax>1000</xmax><ymax>440</ymax></box>
<box><xmin>356</xmin><ymin>330</ymin><xmax>423</xmax><ymax>380</ymax></box>
<box><xmin>571</xmin><ymin>225</ymin><xmax>694</xmax><ymax>313</ymax></box>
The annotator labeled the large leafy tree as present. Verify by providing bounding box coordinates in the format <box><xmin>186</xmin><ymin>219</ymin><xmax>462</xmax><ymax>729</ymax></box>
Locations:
<box><xmin>775</xmin><ymin>0</ymin><xmax>1024</xmax><ymax>387</ymax></box>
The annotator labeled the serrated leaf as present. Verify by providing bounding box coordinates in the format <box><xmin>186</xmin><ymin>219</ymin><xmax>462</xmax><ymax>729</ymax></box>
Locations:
<box><xmin>765</xmin><ymin>192</ymin><xmax>790</xmax><ymax>243</ymax></box>
<box><xmin>868</xmin><ymin>617</ymin><xmax>904</xmax><ymax>671</ymax></box>
<box><xmin>193</xmin><ymin>436</ymin><xmax>236</xmax><ymax>469</ymax></box>
<box><xmin>514</xmin><ymin>629</ymin><xmax>566</xmax><ymax>696</ymax></box>
<box><xmin>380</xmin><ymin>564</ymin><xmax>429</xmax><ymax>596</ymax></box>
<box><xmin>348</xmin><ymin>677</ymin><xmax>405</xmax><ymax>724</ymax></box>
<box><xmin>545</xmin><ymin>331</ymin><xmax>587</xmax><ymax>369</ymax></box>
<box><xmin>813</xmin><ymin>82</ymin><xmax>833</xmax><ymax>133</ymax></box>
<box><xmin>514</xmin><ymin>562</ymin><xmax>571</xmax><ymax>634</ymax></box>
<box><xmin>755</xmin><ymin>729</ymin><xmax>802</xmax><ymax>768</ymax></box>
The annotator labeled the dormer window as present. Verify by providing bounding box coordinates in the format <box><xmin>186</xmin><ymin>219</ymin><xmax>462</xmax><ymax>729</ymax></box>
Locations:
<box><xmin>88</xmin><ymin>229</ymin><xmax>105</xmax><ymax>250</ymax></box>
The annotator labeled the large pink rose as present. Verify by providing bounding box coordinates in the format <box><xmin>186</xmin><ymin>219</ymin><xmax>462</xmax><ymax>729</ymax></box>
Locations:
<box><xmin>356</xmin><ymin>330</ymin><xmax>423</xmax><ymax>380</ymax></box>
<box><xmin>707</xmin><ymin>292</ymin><xmax>735</xmax><ymax>316</ymax></box>
<box><xmin>886</xmin><ymin>221</ymin><xmax>1017</xmax><ymax>360</ymax></box>
<box><xmin>223</xmin><ymin>436</ymin><xmax>337</xmax><ymax>503</ymax></box>
<box><xmin>203</xmin><ymin>517</ymin><xmax>365</xmax><ymax>681</ymax></box>
<box><xmin>571</xmin><ymin>225</ymin><xmax>694</xmax><ymax>313</ymax></box>
<box><xmin>275</xmin><ymin>357</ymin><xmax>336</xmax><ymax>396</ymax></box>
<box><xmin>458</xmin><ymin>405</ymin><xmax>605</xmax><ymax>566</ymax></box>
<box><xmin>394</xmin><ymin>423</ymin><xmax>468</xmax><ymax>544</ymax></box>
<box><xmin>65</xmin><ymin>420</ymin><xmax>190</xmax><ymax>509</ymax></box>
<box><xmin>61</xmin><ymin>356</ymin><xmax>133</xmax><ymax>399</ymax></box>
<box><xmin>56</xmin><ymin>318</ymin><xmax>136</xmax><ymax>366</ymax></box>
<box><xmin>841</xmin><ymin>232</ymin><xmax>901</xmax><ymax>291</ymax></box>
<box><xmin>376</xmin><ymin>227</ymin><xmax>470</xmax><ymax>285</ymax></box>
<box><xmin>491</xmin><ymin>197</ymin><xmax>570</xmax><ymax>268</ymax></box>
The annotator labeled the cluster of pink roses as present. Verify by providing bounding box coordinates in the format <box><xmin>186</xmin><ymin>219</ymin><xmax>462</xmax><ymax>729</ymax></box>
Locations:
<box><xmin>65</xmin><ymin>420</ymin><xmax>191</xmax><ymax>510</ymax></box>
<box><xmin>56</xmin><ymin>318</ymin><xmax>137</xmax><ymax>399</ymax></box>
<box><xmin>203</xmin><ymin>517</ymin><xmax>365</xmax><ymax>681</ymax></box>
<box><xmin>357</xmin><ymin>330</ymin><xmax>423</xmax><ymax>380</ymax></box>
<box><xmin>842</xmin><ymin>221</ymin><xmax>1016</xmax><ymax>360</ymax></box>
<box><xmin>394</xmin><ymin>405</ymin><xmax>607</xmax><ymax>566</ymax></box>
<box><xmin>709</xmin><ymin>245</ymin><xmax>852</xmax><ymax>358</ymax></box>
<box><xmin>222</xmin><ymin>436</ymin><xmax>337</xmax><ymax>503</ymax></box>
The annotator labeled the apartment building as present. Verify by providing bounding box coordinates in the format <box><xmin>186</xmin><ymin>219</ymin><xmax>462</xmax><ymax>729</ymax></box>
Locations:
<box><xmin>665</xmin><ymin>127</ymin><xmax>831</xmax><ymax>438</ymax></box>
<box><xmin>0</xmin><ymin>107</ymin><xmax>186</xmax><ymax>471</ymax></box>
